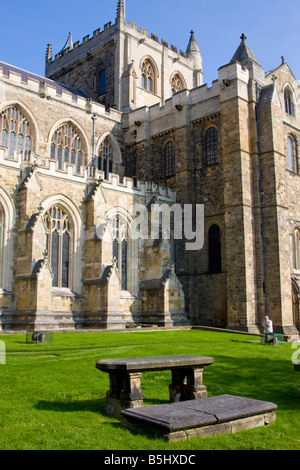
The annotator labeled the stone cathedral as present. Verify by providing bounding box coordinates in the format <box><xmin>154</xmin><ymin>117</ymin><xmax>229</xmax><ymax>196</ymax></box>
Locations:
<box><xmin>0</xmin><ymin>1</ymin><xmax>299</xmax><ymax>338</ymax></box>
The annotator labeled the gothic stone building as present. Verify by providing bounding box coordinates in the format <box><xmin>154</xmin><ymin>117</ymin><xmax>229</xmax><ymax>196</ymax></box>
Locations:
<box><xmin>0</xmin><ymin>1</ymin><xmax>299</xmax><ymax>337</ymax></box>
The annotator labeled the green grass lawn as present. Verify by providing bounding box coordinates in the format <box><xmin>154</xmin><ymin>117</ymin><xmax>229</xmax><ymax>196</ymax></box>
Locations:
<box><xmin>0</xmin><ymin>328</ymin><xmax>299</xmax><ymax>450</ymax></box>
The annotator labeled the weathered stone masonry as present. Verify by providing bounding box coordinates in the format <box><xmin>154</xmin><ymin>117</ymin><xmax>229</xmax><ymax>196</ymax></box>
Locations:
<box><xmin>0</xmin><ymin>2</ymin><xmax>299</xmax><ymax>337</ymax></box>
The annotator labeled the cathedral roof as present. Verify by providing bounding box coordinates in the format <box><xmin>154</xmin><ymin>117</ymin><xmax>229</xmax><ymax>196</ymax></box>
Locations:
<box><xmin>0</xmin><ymin>61</ymin><xmax>89</xmax><ymax>100</ymax></box>
<box><xmin>230</xmin><ymin>34</ymin><xmax>260</xmax><ymax>66</ymax></box>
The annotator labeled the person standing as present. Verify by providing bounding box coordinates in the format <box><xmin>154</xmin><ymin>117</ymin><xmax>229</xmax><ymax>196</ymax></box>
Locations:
<box><xmin>264</xmin><ymin>316</ymin><xmax>273</xmax><ymax>343</ymax></box>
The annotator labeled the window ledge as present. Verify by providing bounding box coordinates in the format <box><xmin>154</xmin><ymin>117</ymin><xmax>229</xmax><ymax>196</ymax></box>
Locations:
<box><xmin>137</xmin><ymin>86</ymin><xmax>159</xmax><ymax>97</ymax></box>
<box><xmin>52</xmin><ymin>287</ymin><xmax>76</xmax><ymax>298</ymax></box>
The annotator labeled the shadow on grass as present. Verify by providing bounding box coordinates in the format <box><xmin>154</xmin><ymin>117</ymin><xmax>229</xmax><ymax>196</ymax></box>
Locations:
<box><xmin>35</xmin><ymin>397</ymin><xmax>170</xmax><ymax>416</ymax></box>
<box><xmin>35</xmin><ymin>397</ymin><xmax>108</xmax><ymax>414</ymax></box>
<box><xmin>204</xmin><ymin>353</ymin><xmax>300</xmax><ymax>411</ymax></box>
<box><xmin>34</xmin><ymin>353</ymin><xmax>299</xmax><ymax>419</ymax></box>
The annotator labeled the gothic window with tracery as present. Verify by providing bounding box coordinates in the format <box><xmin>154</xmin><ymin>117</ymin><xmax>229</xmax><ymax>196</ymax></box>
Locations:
<box><xmin>44</xmin><ymin>206</ymin><xmax>72</xmax><ymax>288</ymax></box>
<box><xmin>284</xmin><ymin>87</ymin><xmax>295</xmax><ymax>116</ymax></box>
<box><xmin>97</xmin><ymin>137</ymin><xmax>113</xmax><ymax>179</ymax></box>
<box><xmin>112</xmin><ymin>215</ymin><xmax>128</xmax><ymax>291</ymax></box>
<box><xmin>50</xmin><ymin>123</ymin><xmax>83</xmax><ymax>173</ymax></box>
<box><xmin>0</xmin><ymin>106</ymin><xmax>32</xmax><ymax>158</ymax></box>
<box><xmin>204</xmin><ymin>127</ymin><xmax>218</xmax><ymax>166</ymax></box>
<box><xmin>171</xmin><ymin>74</ymin><xmax>184</xmax><ymax>95</ymax></box>
<box><xmin>141</xmin><ymin>59</ymin><xmax>154</xmax><ymax>92</ymax></box>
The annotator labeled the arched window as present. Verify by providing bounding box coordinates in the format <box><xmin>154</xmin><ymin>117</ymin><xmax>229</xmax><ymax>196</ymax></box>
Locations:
<box><xmin>284</xmin><ymin>87</ymin><xmax>295</xmax><ymax>116</ymax></box>
<box><xmin>208</xmin><ymin>224</ymin><xmax>221</xmax><ymax>273</ymax></box>
<box><xmin>287</xmin><ymin>135</ymin><xmax>297</xmax><ymax>172</ymax></box>
<box><xmin>171</xmin><ymin>74</ymin><xmax>184</xmax><ymax>95</ymax></box>
<box><xmin>141</xmin><ymin>59</ymin><xmax>155</xmax><ymax>92</ymax></box>
<box><xmin>44</xmin><ymin>206</ymin><xmax>72</xmax><ymax>288</ymax></box>
<box><xmin>50</xmin><ymin>122</ymin><xmax>84</xmax><ymax>173</ymax></box>
<box><xmin>293</xmin><ymin>228</ymin><xmax>300</xmax><ymax>270</ymax></box>
<box><xmin>204</xmin><ymin>127</ymin><xmax>218</xmax><ymax>166</ymax></box>
<box><xmin>112</xmin><ymin>215</ymin><xmax>128</xmax><ymax>291</ymax></box>
<box><xmin>97</xmin><ymin>137</ymin><xmax>113</xmax><ymax>179</ymax></box>
<box><xmin>0</xmin><ymin>105</ymin><xmax>32</xmax><ymax>159</ymax></box>
<box><xmin>162</xmin><ymin>140</ymin><xmax>175</xmax><ymax>178</ymax></box>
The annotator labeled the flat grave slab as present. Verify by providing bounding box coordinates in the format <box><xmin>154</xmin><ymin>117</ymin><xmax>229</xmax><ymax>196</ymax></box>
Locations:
<box><xmin>121</xmin><ymin>394</ymin><xmax>277</xmax><ymax>442</ymax></box>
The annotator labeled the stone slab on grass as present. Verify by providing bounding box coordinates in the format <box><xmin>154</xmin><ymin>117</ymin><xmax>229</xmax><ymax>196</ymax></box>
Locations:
<box><xmin>121</xmin><ymin>394</ymin><xmax>277</xmax><ymax>442</ymax></box>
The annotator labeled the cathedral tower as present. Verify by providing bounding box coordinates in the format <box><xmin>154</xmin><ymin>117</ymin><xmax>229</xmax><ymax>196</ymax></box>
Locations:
<box><xmin>45</xmin><ymin>1</ymin><xmax>202</xmax><ymax>111</ymax></box>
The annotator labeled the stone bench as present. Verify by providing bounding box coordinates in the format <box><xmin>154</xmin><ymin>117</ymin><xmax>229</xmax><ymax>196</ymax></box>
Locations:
<box><xmin>121</xmin><ymin>394</ymin><xmax>277</xmax><ymax>442</ymax></box>
<box><xmin>96</xmin><ymin>355</ymin><xmax>214</xmax><ymax>418</ymax></box>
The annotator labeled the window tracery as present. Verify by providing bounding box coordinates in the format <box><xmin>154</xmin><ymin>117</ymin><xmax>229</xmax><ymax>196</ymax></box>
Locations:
<box><xmin>44</xmin><ymin>206</ymin><xmax>72</xmax><ymax>288</ymax></box>
<box><xmin>50</xmin><ymin>123</ymin><xmax>83</xmax><ymax>173</ymax></box>
<box><xmin>97</xmin><ymin>137</ymin><xmax>113</xmax><ymax>179</ymax></box>
<box><xmin>0</xmin><ymin>106</ymin><xmax>32</xmax><ymax>158</ymax></box>
<box><xmin>171</xmin><ymin>74</ymin><xmax>184</xmax><ymax>95</ymax></box>
<box><xmin>141</xmin><ymin>59</ymin><xmax>154</xmax><ymax>92</ymax></box>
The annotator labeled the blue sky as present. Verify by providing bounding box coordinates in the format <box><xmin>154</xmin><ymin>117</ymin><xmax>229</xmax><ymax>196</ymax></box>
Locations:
<box><xmin>0</xmin><ymin>0</ymin><xmax>299</xmax><ymax>86</ymax></box>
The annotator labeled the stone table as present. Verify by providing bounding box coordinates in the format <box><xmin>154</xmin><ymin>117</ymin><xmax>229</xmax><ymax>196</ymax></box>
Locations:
<box><xmin>96</xmin><ymin>355</ymin><xmax>214</xmax><ymax>417</ymax></box>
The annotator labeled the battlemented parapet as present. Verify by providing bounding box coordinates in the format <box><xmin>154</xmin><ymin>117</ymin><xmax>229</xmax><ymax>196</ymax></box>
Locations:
<box><xmin>46</xmin><ymin>18</ymin><xmax>194</xmax><ymax>78</ymax></box>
